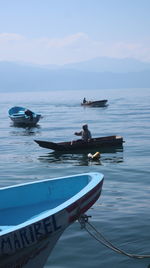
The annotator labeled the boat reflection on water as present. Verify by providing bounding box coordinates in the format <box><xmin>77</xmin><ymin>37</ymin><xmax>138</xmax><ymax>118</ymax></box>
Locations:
<box><xmin>38</xmin><ymin>146</ymin><xmax>124</xmax><ymax>167</ymax></box>
<box><xmin>9</xmin><ymin>124</ymin><xmax>41</xmax><ymax>136</ymax></box>
<box><xmin>38</xmin><ymin>152</ymin><xmax>101</xmax><ymax>166</ymax></box>
<box><xmin>10</xmin><ymin>122</ymin><xmax>41</xmax><ymax>128</ymax></box>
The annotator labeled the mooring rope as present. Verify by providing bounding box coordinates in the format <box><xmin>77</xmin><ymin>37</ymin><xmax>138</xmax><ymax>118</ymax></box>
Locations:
<box><xmin>78</xmin><ymin>214</ymin><xmax>150</xmax><ymax>259</ymax></box>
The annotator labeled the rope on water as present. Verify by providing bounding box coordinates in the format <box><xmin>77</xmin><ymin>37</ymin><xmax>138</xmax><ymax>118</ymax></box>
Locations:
<box><xmin>78</xmin><ymin>214</ymin><xmax>150</xmax><ymax>259</ymax></box>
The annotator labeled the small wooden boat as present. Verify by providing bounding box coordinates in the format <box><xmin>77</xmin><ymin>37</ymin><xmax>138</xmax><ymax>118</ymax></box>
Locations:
<box><xmin>34</xmin><ymin>135</ymin><xmax>124</xmax><ymax>152</ymax></box>
<box><xmin>81</xmin><ymin>99</ymin><xmax>108</xmax><ymax>107</ymax></box>
<box><xmin>8</xmin><ymin>106</ymin><xmax>41</xmax><ymax>126</ymax></box>
<box><xmin>0</xmin><ymin>172</ymin><xmax>104</xmax><ymax>268</ymax></box>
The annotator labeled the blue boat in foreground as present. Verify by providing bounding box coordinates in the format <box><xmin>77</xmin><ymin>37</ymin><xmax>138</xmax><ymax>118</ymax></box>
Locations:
<box><xmin>0</xmin><ymin>172</ymin><xmax>104</xmax><ymax>268</ymax></box>
<box><xmin>8</xmin><ymin>106</ymin><xmax>41</xmax><ymax>126</ymax></box>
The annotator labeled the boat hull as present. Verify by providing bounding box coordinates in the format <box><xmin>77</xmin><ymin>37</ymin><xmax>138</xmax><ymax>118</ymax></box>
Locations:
<box><xmin>81</xmin><ymin>99</ymin><xmax>108</xmax><ymax>107</ymax></box>
<box><xmin>0</xmin><ymin>173</ymin><xmax>104</xmax><ymax>268</ymax></box>
<box><xmin>0</xmin><ymin>232</ymin><xmax>63</xmax><ymax>268</ymax></box>
<box><xmin>9</xmin><ymin>114</ymin><xmax>41</xmax><ymax>126</ymax></box>
<box><xmin>8</xmin><ymin>106</ymin><xmax>41</xmax><ymax>126</ymax></box>
<box><xmin>34</xmin><ymin>135</ymin><xmax>124</xmax><ymax>152</ymax></box>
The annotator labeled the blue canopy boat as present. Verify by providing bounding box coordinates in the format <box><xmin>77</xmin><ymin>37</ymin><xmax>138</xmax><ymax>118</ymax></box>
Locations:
<box><xmin>0</xmin><ymin>172</ymin><xmax>104</xmax><ymax>268</ymax></box>
<box><xmin>8</xmin><ymin>106</ymin><xmax>41</xmax><ymax>126</ymax></box>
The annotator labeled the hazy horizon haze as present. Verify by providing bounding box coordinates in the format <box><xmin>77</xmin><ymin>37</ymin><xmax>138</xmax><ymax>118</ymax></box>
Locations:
<box><xmin>0</xmin><ymin>0</ymin><xmax>150</xmax><ymax>65</ymax></box>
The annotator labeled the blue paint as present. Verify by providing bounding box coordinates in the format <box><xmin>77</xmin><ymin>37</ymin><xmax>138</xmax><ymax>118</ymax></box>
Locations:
<box><xmin>0</xmin><ymin>172</ymin><xmax>103</xmax><ymax>256</ymax></box>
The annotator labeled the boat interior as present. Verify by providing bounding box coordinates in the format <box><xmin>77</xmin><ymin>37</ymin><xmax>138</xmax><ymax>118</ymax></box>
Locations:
<box><xmin>0</xmin><ymin>175</ymin><xmax>90</xmax><ymax>232</ymax></box>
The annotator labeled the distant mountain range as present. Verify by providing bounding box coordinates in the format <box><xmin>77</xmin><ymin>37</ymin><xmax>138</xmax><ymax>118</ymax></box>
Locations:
<box><xmin>0</xmin><ymin>57</ymin><xmax>150</xmax><ymax>92</ymax></box>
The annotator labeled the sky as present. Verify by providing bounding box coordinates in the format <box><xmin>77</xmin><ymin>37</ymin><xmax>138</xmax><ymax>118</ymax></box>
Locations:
<box><xmin>0</xmin><ymin>0</ymin><xmax>150</xmax><ymax>65</ymax></box>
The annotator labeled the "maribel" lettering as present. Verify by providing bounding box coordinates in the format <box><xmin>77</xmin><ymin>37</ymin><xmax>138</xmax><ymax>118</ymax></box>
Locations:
<box><xmin>0</xmin><ymin>214</ymin><xmax>61</xmax><ymax>255</ymax></box>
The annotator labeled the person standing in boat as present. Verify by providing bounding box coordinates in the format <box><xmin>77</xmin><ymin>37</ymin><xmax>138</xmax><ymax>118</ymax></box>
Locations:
<box><xmin>83</xmin><ymin>97</ymin><xmax>87</xmax><ymax>104</ymax></box>
<box><xmin>74</xmin><ymin>124</ymin><xmax>92</xmax><ymax>142</ymax></box>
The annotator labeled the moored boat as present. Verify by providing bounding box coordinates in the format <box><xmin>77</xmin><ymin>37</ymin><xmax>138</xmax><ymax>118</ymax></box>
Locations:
<box><xmin>34</xmin><ymin>135</ymin><xmax>124</xmax><ymax>152</ymax></box>
<box><xmin>0</xmin><ymin>172</ymin><xmax>104</xmax><ymax>268</ymax></box>
<box><xmin>8</xmin><ymin>106</ymin><xmax>41</xmax><ymax>126</ymax></box>
<box><xmin>81</xmin><ymin>99</ymin><xmax>108</xmax><ymax>107</ymax></box>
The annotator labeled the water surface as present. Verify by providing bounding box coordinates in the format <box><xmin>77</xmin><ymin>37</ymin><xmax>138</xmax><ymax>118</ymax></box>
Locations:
<box><xmin>0</xmin><ymin>88</ymin><xmax>150</xmax><ymax>268</ymax></box>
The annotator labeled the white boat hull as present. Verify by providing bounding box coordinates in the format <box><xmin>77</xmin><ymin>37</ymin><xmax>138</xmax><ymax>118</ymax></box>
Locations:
<box><xmin>10</xmin><ymin>114</ymin><xmax>41</xmax><ymax>126</ymax></box>
<box><xmin>8</xmin><ymin>106</ymin><xmax>41</xmax><ymax>126</ymax></box>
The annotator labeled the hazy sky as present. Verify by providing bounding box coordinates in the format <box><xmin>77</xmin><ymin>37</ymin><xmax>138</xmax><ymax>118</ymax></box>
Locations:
<box><xmin>0</xmin><ymin>0</ymin><xmax>150</xmax><ymax>65</ymax></box>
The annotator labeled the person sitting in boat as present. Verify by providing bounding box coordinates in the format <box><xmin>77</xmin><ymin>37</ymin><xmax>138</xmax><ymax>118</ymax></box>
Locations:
<box><xmin>83</xmin><ymin>97</ymin><xmax>87</xmax><ymax>104</ymax></box>
<box><xmin>25</xmin><ymin>109</ymin><xmax>34</xmax><ymax>120</ymax></box>
<box><xmin>74</xmin><ymin>124</ymin><xmax>92</xmax><ymax>142</ymax></box>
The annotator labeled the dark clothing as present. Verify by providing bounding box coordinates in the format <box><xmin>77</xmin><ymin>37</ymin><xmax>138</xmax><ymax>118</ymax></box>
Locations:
<box><xmin>83</xmin><ymin>98</ymin><xmax>86</xmax><ymax>104</ymax></box>
<box><xmin>25</xmin><ymin>109</ymin><xmax>33</xmax><ymax>120</ymax></box>
<box><xmin>75</xmin><ymin>129</ymin><xmax>92</xmax><ymax>142</ymax></box>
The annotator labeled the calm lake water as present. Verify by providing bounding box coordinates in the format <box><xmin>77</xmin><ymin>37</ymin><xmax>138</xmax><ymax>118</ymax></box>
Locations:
<box><xmin>0</xmin><ymin>88</ymin><xmax>150</xmax><ymax>268</ymax></box>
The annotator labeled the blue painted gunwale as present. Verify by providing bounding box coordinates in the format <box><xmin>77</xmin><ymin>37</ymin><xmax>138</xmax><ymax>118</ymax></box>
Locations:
<box><xmin>0</xmin><ymin>172</ymin><xmax>104</xmax><ymax>236</ymax></box>
<box><xmin>0</xmin><ymin>173</ymin><xmax>104</xmax><ymax>267</ymax></box>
